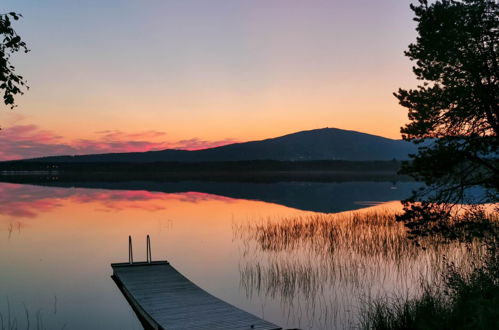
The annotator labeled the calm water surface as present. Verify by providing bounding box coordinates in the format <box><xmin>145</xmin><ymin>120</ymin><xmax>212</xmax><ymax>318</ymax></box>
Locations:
<box><xmin>0</xmin><ymin>181</ymin><xmax>476</xmax><ymax>329</ymax></box>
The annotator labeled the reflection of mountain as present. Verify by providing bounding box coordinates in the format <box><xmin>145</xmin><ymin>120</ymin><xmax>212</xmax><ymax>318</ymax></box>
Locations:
<box><xmin>2</xmin><ymin>181</ymin><xmax>421</xmax><ymax>213</ymax></box>
<box><xmin>18</xmin><ymin>128</ymin><xmax>417</xmax><ymax>162</ymax></box>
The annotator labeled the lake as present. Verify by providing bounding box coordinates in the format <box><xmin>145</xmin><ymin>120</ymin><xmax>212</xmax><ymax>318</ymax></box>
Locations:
<box><xmin>0</xmin><ymin>180</ymin><xmax>479</xmax><ymax>329</ymax></box>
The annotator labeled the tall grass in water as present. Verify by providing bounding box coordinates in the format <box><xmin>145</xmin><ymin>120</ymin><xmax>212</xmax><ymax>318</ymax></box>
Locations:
<box><xmin>0</xmin><ymin>297</ymin><xmax>67</xmax><ymax>330</ymax></box>
<box><xmin>234</xmin><ymin>209</ymin><xmax>494</xmax><ymax>329</ymax></box>
<box><xmin>360</xmin><ymin>211</ymin><xmax>499</xmax><ymax>330</ymax></box>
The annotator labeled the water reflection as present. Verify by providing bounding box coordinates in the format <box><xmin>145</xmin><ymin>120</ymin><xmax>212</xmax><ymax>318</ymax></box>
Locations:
<box><xmin>0</xmin><ymin>296</ymin><xmax>68</xmax><ymax>330</ymax></box>
<box><xmin>235</xmin><ymin>208</ymin><xmax>485</xmax><ymax>329</ymax></box>
<box><xmin>0</xmin><ymin>180</ymin><xmax>420</xmax><ymax>216</ymax></box>
<box><xmin>0</xmin><ymin>183</ymin><xmax>232</xmax><ymax>218</ymax></box>
<box><xmin>6</xmin><ymin>221</ymin><xmax>23</xmax><ymax>240</ymax></box>
<box><xmin>0</xmin><ymin>181</ymin><xmax>483</xmax><ymax>330</ymax></box>
<box><xmin>0</xmin><ymin>182</ymin><xmax>311</xmax><ymax>329</ymax></box>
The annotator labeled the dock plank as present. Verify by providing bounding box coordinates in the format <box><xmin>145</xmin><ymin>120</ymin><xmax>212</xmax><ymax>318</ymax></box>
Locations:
<box><xmin>112</xmin><ymin>261</ymin><xmax>281</xmax><ymax>330</ymax></box>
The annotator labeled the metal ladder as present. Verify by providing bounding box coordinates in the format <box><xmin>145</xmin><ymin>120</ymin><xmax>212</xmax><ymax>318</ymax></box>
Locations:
<box><xmin>128</xmin><ymin>235</ymin><xmax>152</xmax><ymax>264</ymax></box>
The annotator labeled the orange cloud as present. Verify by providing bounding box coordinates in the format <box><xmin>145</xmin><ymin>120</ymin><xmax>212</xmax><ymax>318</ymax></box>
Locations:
<box><xmin>0</xmin><ymin>125</ymin><xmax>237</xmax><ymax>160</ymax></box>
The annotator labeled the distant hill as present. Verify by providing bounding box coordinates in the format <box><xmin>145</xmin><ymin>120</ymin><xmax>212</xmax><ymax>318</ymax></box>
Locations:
<box><xmin>15</xmin><ymin>128</ymin><xmax>417</xmax><ymax>163</ymax></box>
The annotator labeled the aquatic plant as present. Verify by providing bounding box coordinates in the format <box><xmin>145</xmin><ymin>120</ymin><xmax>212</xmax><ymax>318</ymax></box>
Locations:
<box><xmin>0</xmin><ymin>297</ymin><xmax>66</xmax><ymax>330</ymax></box>
<box><xmin>234</xmin><ymin>209</ymin><xmax>496</xmax><ymax>329</ymax></box>
<box><xmin>359</xmin><ymin>242</ymin><xmax>499</xmax><ymax>330</ymax></box>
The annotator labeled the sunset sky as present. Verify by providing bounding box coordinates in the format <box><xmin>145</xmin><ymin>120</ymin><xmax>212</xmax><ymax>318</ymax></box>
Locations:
<box><xmin>1</xmin><ymin>0</ymin><xmax>418</xmax><ymax>160</ymax></box>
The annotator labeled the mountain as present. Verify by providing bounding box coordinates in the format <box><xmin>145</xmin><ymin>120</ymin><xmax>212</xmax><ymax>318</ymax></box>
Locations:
<box><xmin>18</xmin><ymin>128</ymin><xmax>417</xmax><ymax>163</ymax></box>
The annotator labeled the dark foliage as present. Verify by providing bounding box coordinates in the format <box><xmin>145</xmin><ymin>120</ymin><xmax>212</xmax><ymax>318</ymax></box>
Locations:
<box><xmin>398</xmin><ymin>205</ymin><xmax>499</xmax><ymax>244</ymax></box>
<box><xmin>395</xmin><ymin>0</ymin><xmax>499</xmax><ymax>221</ymax></box>
<box><xmin>0</xmin><ymin>160</ymin><xmax>407</xmax><ymax>184</ymax></box>
<box><xmin>0</xmin><ymin>12</ymin><xmax>29</xmax><ymax>108</ymax></box>
<box><xmin>361</xmin><ymin>253</ymin><xmax>499</xmax><ymax>330</ymax></box>
<box><xmin>360</xmin><ymin>216</ymin><xmax>499</xmax><ymax>330</ymax></box>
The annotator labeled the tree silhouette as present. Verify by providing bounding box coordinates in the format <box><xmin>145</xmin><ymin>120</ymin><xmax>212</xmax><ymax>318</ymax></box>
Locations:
<box><xmin>395</xmin><ymin>0</ymin><xmax>498</xmax><ymax>223</ymax></box>
<box><xmin>0</xmin><ymin>12</ymin><xmax>29</xmax><ymax>108</ymax></box>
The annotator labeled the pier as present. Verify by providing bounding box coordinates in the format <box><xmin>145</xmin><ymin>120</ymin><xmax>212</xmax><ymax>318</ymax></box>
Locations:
<box><xmin>111</xmin><ymin>236</ymin><xmax>282</xmax><ymax>330</ymax></box>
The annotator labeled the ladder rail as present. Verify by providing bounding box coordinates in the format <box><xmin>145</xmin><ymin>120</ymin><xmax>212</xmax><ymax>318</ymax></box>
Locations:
<box><xmin>129</xmin><ymin>235</ymin><xmax>134</xmax><ymax>264</ymax></box>
<box><xmin>147</xmin><ymin>235</ymin><xmax>152</xmax><ymax>263</ymax></box>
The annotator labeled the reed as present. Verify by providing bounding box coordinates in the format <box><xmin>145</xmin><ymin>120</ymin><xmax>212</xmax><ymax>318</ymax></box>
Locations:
<box><xmin>359</xmin><ymin>243</ymin><xmax>499</xmax><ymax>330</ymax></box>
<box><xmin>0</xmin><ymin>297</ymin><xmax>66</xmax><ymax>330</ymax></box>
<box><xmin>234</xmin><ymin>209</ymin><xmax>496</xmax><ymax>329</ymax></box>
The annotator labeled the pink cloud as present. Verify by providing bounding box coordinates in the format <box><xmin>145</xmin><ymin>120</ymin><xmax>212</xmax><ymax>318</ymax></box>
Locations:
<box><xmin>0</xmin><ymin>125</ymin><xmax>237</xmax><ymax>160</ymax></box>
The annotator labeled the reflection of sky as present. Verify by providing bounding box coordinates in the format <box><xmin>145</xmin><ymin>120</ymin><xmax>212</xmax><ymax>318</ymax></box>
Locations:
<box><xmin>0</xmin><ymin>183</ymin><xmax>233</xmax><ymax>218</ymax></box>
<box><xmin>0</xmin><ymin>182</ymin><xmax>313</xmax><ymax>329</ymax></box>
<box><xmin>0</xmin><ymin>181</ymin><xmax>421</xmax><ymax>218</ymax></box>
<box><xmin>1</xmin><ymin>182</ymin><xmax>486</xmax><ymax>329</ymax></box>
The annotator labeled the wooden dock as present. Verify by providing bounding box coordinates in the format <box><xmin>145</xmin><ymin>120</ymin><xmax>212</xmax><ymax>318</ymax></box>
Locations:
<box><xmin>111</xmin><ymin>261</ymin><xmax>282</xmax><ymax>330</ymax></box>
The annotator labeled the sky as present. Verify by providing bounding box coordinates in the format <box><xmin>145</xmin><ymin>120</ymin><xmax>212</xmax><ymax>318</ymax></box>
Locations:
<box><xmin>1</xmin><ymin>0</ymin><xmax>419</xmax><ymax>160</ymax></box>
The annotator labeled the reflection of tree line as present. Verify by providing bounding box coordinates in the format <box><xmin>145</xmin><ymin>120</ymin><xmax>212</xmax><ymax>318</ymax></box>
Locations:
<box><xmin>234</xmin><ymin>211</ymin><xmax>489</xmax><ymax>329</ymax></box>
<box><xmin>0</xmin><ymin>181</ymin><xmax>421</xmax><ymax>217</ymax></box>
